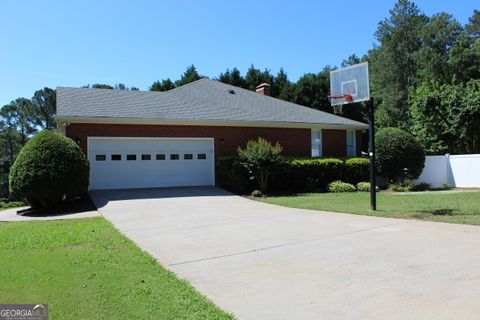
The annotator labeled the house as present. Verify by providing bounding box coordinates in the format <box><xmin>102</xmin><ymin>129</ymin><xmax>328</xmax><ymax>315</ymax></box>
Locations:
<box><xmin>56</xmin><ymin>79</ymin><xmax>368</xmax><ymax>190</ymax></box>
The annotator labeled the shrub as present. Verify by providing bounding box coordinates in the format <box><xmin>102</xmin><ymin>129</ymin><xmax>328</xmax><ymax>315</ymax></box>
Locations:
<box><xmin>215</xmin><ymin>156</ymin><xmax>251</xmax><ymax>193</ymax></box>
<box><xmin>388</xmin><ymin>182</ymin><xmax>413</xmax><ymax>192</ymax></box>
<box><xmin>412</xmin><ymin>182</ymin><xmax>430</xmax><ymax>191</ymax></box>
<box><xmin>356</xmin><ymin>182</ymin><xmax>371</xmax><ymax>192</ymax></box>
<box><xmin>442</xmin><ymin>183</ymin><xmax>453</xmax><ymax>190</ymax></box>
<box><xmin>237</xmin><ymin>138</ymin><xmax>283</xmax><ymax>192</ymax></box>
<box><xmin>344</xmin><ymin>158</ymin><xmax>370</xmax><ymax>184</ymax></box>
<box><xmin>2</xmin><ymin>201</ymin><xmax>25</xmax><ymax>209</ymax></box>
<box><xmin>251</xmin><ymin>190</ymin><xmax>262</xmax><ymax>197</ymax></box>
<box><xmin>327</xmin><ymin>180</ymin><xmax>356</xmax><ymax>192</ymax></box>
<box><xmin>375</xmin><ymin>128</ymin><xmax>425</xmax><ymax>181</ymax></box>
<box><xmin>281</xmin><ymin>158</ymin><xmax>345</xmax><ymax>190</ymax></box>
<box><xmin>9</xmin><ymin>130</ymin><xmax>90</xmax><ymax>208</ymax></box>
<box><xmin>217</xmin><ymin>156</ymin><xmax>369</xmax><ymax>192</ymax></box>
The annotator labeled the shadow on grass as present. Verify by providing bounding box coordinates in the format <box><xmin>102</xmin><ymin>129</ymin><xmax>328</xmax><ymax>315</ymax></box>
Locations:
<box><xmin>415</xmin><ymin>208</ymin><xmax>455</xmax><ymax>216</ymax></box>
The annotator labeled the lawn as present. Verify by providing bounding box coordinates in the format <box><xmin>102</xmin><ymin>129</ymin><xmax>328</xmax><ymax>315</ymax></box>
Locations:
<box><xmin>261</xmin><ymin>191</ymin><xmax>480</xmax><ymax>225</ymax></box>
<box><xmin>0</xmin><ymin>217</ymin><xmax>233</xmax><ymax>320</ymax></box>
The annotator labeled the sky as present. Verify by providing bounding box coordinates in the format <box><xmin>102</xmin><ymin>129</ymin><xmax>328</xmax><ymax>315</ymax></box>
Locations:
<box><xmin>0</xmin><ymin>0</ymin><xmax>477</xmax><ymax>106</ymax></box>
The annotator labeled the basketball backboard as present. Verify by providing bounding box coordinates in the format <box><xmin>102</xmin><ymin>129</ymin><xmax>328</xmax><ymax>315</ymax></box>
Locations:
<box><xmin>329</xmin><ymin>62</ymin><xmax>370</xmax><ymax>106</ymax></box>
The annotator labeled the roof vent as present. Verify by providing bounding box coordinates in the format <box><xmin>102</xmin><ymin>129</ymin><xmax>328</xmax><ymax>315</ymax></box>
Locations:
<box><xmin>228</xmin><ymin>89</ymin><xmax>235</xmax><ymax>94</ymax></box>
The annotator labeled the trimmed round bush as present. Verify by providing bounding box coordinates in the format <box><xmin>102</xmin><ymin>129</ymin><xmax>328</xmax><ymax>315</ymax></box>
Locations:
<box><xmin>375</xmin><ymin>128</ymin><xmax>425</xmax><ymax>181</ymax></box>
<box><xmin>327</xmin><ymin>180</ymin><xmax>356</xmax><ymax>192</ymax></box>
<box><xmin>356</xmin><ymin>182</ymin><xmax>371</xmax><ymax>192</ymax></box>
<box><xmin>9</xmin><ymin>130</ymin><xmax>89</xmax><ymax>208</ymax></box>
<box><xmin>251</xmin><ymin>190</ymin><xmax>263</xmax><ymax>197</ymax></box>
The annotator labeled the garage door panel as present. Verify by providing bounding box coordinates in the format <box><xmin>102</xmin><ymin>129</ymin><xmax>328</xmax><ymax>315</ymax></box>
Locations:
<box><xmin>88</xmin><ymin>138</ymin><xmax>214</xmax><ymax>190</ymax></box>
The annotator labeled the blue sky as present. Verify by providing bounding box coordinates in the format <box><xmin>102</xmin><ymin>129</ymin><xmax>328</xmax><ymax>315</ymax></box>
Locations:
<box><xmin>0</xmin><ymin>0</ymin><xmax>477</xmax><ymax>106</ymax></box>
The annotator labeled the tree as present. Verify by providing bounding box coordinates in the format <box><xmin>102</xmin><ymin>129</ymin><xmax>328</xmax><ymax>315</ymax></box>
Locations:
<box><xmin>341</xmin><ymin>54</ymin><xmax>361</xmax><ymax>67</ymax></box>
<box><xmin>448</xmin><ymin>36</ymin><xmax>480</xmax><ymax>83</ymax></box>
<box><xmin>410</xmin><ymin>80</ymin><xmax>480</xmax><ymax>154</ymax></box>
<box><xmin>0</xmin><ymin>126</ymin><xmax>23</xmax><ymax>197</ymax></box>
<box><xmin>273</xmin><ymin>68</ymin><xmax>294</xmax><ymax>101</ymax></box>
<box><xmin>0</xmin><ymin>99</ymin><xmax>37</xmax><ymax>144</ymax></box>
<box><xmin>292</xmin><ymin>68</ymin><xmax>331</xmax><ymax>113</ymax></box>
<box><xmin>217</xmin><ymin>67</ymin><xmax>246</xmax><ymax>88</ymax></box>
<box><xmin>369</xmin><ymin>0</ymin><xmax>428</xmax><ymax>129</ymax></box>
<box><xmin>32</xmin><ymin>87</ymin><xmax>56</xmax><ymax>129</ymax></box>
<box><xmin>465</xmin><ymin>9</ymin><xmax>480</xmax><ymax>38</ymax></box>
<box><xmin>244</xmin><ymin>65</ymin><xmax>274</xmax><ymax>91</ymax></box>
<box><xmin>88</xmin><ymin>84</ymin><xmax>114</xmax><ymax>89</ymax></box>
<box><xmin>237</xmin><ymin>138</ymin><xmax>283</xmax><ymax>192</ymax></box>
<box><xmin>115</xmin><ymin>83</ymin><xmax>127</xmax><ymax>90</ymax></box>
<box><xmin>175</xmin><ymin>65</ymin><xmax>202</xmax><ymax>87</ymax></box>
<box><xmin>414</xmin><ymin>13</ymin><xmax>463</xmax><ymax>84</ymax></box>
<box><xmin>375</xmin><ymin>127</ymin><xmax>425</xmax><ymax>181</ymax></box>
<box><xmin>150</xmin><ymin>79</ymin><xmax>175</xmax><ymax>91</ymax></box>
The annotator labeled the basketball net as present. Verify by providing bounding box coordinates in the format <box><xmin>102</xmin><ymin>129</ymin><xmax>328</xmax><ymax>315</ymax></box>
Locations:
<box><xmin>328</xmin><ymin>94</ymin><xmax>353</xmax><ymax>115</ymax></box>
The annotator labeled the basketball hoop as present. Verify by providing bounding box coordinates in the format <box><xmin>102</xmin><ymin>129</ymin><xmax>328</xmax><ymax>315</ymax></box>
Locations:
<box><xmin>327</xmin><ymin>94</ymin><xmax>353</xmax><ymax>115</ymax></box>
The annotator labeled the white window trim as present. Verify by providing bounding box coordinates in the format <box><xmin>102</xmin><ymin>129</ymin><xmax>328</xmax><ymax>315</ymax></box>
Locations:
<box><xmin>346</xmin><ymin>130</ymin><xmax>356</xmax><ymax>157</ymax></box>
<box><xmin>311</xmin><ymin>129</ymin><xmax>322</xmax><ymax>157</ymax></box>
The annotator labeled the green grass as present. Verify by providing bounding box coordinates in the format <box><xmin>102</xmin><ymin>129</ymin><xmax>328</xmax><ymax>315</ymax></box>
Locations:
<box><xmin>261</xmin><ymin>191</ymin><xmax>480</xmax><ymax>225</ymax></box>
<box><xmin>0</xmin><ymin>217</ymin><xmax>233</xmax><ymax>319</ymax></box>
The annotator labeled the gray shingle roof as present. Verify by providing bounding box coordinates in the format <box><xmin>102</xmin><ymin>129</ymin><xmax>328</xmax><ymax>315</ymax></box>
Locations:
<box><xmin>57</xmin><ymin>78</ymin><xmax>367</xmax><ymax>128</ymax></box>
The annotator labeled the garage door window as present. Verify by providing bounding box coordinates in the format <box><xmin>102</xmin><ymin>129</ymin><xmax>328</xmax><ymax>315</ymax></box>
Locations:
<box><xmin>96</xmin><ymin>155</ymin><xmax>106</xmax><ymax>161</ymax></box>
<box><xmin>141</xmin><ymin>154</ymin><xmax>151</xmax><ymax>160</ymax></box>
<box><xmin>111</xmin><ymin>154</ymin><xmax>122</xmax><ymax>161</ymax></box>
<box><xmin>127</xmin><ymin>154</ymin><xmax>136</xmax><ymax>161</ymax></box>
<box><xmin>170</xmin><ymin>154</ymin><xmax>180</xmax><ymax>160</ymax></box>
<box><xmin>184</xmin><ymin>154</ymin><xmax>193</xmax><ymax>160</ymax></box>
<box><xmin>156</xmin><ymin>154</ymin><xmax>165</xmax><ymax>160</ymax></box>
<box><xmin>197</xmin><ymin>153</ymin><xmax>207</xmax><ymax>160</ymax></box>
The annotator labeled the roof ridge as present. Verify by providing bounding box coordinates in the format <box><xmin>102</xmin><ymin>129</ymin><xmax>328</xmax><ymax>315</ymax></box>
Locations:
<box><xmin>165</xmin><ymin>77</ymin><xmax>211</xmax><ymax>93</ymax></box>
<box><xmin>200</xmin><ymin>80</ymin><xmax>367</xmax><ymax>126</ymax></box>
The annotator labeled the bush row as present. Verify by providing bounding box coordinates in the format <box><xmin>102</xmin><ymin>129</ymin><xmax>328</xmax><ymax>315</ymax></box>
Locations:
<box><xmin>216</xmin><ymin>156</ymin><xmax>370</xmax><ymax>192</ymax></box>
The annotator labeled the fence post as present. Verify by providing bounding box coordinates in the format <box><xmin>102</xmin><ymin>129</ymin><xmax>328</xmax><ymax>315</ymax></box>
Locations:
<box><xmin>445</xmin><ymin>154</ymin><xmax>452</xmax><ymax>187</ymax></box>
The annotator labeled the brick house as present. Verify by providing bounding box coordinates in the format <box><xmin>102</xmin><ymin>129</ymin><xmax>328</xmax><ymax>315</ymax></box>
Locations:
<box><xmin>56</xmin><ymin>79</ymin><xmax>368</xmax><ymax>189</ymax></box>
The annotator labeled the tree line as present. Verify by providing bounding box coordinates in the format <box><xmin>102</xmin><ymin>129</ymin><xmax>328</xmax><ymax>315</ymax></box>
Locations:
<box><xmin>1</xmin><ymin>0</ymin><xmax>478</xmax><ymax>197</ymax></box>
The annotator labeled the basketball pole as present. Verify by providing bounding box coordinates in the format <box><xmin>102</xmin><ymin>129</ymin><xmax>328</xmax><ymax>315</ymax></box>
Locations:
<box><xmin>368</xmin><ymin>97</ymin><xmax>377</xmax><ymax>211</ymax></box>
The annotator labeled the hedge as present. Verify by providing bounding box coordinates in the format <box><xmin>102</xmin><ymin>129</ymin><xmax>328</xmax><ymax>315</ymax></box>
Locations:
<box><xmin>216</xmin><ymin>156</ymin><xmax>369</xmax><ymax>192</ymax></box>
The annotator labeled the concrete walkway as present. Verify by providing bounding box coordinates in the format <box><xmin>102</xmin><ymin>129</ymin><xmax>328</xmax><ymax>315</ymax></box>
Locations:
<box><xmin>90</xmin><ymin>187</ymin><xmax>480</xmax><ymax>320</ymax></box>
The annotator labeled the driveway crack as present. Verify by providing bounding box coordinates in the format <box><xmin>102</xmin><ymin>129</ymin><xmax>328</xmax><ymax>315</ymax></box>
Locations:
<box><xmin>168</xmin><ymin>220</ymin><xmax>412</xmax><ymax>266</ymax></box>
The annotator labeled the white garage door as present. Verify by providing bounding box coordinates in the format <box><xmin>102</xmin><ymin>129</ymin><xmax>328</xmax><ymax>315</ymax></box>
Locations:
<box><xmin>88</xmin><ymin>137</ymin><xmax>214</xmax><ymax>190</ymax></box>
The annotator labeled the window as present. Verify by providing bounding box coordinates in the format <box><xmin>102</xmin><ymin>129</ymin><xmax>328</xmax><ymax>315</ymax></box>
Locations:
<box><xmin>311</xmin><ymin>129</ymin><xmax>322</xmax><ymax>157</ymax></box>
<box><xmin>170</xmin><ymin>154</ymin><xmax>180</xmax><ymax>160</ymax></box>
<box><xmin>96</xmin><ymin>155</ymin><xmax>106</xmax><ymax>161</ymax></box>
<box><xmin>156</xmin><ymin>154</ymin><xmax>165</xmax><ymax>160</ymax></box>
<box><xmin>141</xmin><ymin>154</ymin><xmax>151</xmax><ymax>160</ymax></box>
<box><xmin>127</xmin><ymin>154</ymin><xmax>137</xmax><ymax>161</ymax></box>
<box><xmin>197</xmin><ymin>153</ymin><xmax>207</xmax><ymax>160</ymax></box>
<box><xmin>184</xmin><ymin>154</ymin><xmax>193</xmax><ymax>160</ymax></box>
<box><xmin>346</xmin><ymin>130</ymin><xmax>356</xmax><ymax>157</ymax></box>
<box><xmin>111</xmin><ymin>154</ymin><xmax>121</xmax><ymax>161</ymax></box>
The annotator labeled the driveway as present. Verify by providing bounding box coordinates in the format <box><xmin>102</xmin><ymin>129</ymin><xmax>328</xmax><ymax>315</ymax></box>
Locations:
<box><xmin>90</xmin><ymin>187</ymin><xmax>480</xmax><ymax>320</ymax></box>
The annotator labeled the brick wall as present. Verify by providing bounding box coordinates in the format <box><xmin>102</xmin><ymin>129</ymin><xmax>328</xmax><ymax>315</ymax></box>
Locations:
<box><xmin>66</xmin><ymin>123</ymin><xmax>311</xmax><ymax>157</ymax></box>
<box><xmin>67</xmin><ymin>124</ymin><xmax>363</xmax><ymax>158</ymax></box>
<box><xmin>322</xmin><ymin>129</ymin><xmax>346</xmax><ymax>157</ymax></box>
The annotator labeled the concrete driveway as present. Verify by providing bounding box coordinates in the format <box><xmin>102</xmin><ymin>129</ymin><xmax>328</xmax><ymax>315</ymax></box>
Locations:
<box><xmin>90</xmin><ymin>187</ymin><xmax>480</xmax><ymax>320</ymax></box>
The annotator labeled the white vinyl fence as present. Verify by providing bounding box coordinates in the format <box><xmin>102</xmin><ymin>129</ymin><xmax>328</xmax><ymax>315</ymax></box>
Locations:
<box><xmin>414</xmin><ymin>154</ymin><xmax>480</xmax><ymax>188</ymax></box>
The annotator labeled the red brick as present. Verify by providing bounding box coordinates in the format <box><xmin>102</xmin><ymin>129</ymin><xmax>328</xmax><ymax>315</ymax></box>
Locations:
<box><xmin>66</xmin><ymin>123</ymin><xmax>311</xmax><ymax>157</ymax></box>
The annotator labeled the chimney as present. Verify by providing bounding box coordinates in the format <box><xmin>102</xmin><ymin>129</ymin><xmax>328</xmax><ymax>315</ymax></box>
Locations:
<box><xmin>255</xmin><ymin>83</ymin><xmax>271</xmax><ymax>96</ymax></box>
